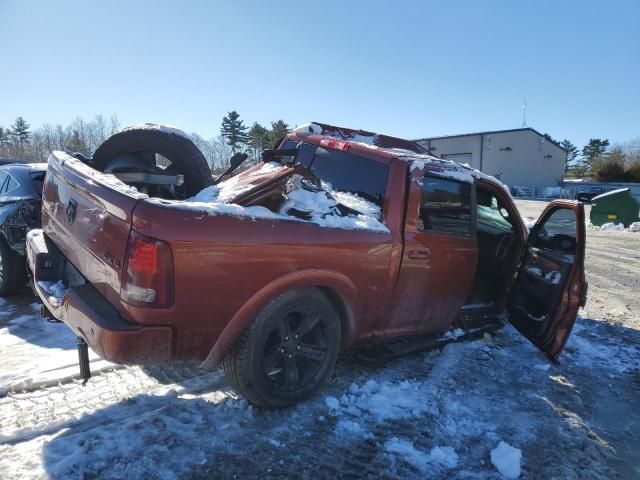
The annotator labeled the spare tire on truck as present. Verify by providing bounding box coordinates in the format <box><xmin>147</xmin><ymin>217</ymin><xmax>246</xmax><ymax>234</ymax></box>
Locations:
<box><xmin>91</xmin><ymin>124</ymin><xmax>213</xmax><ymax>198</ymax></box>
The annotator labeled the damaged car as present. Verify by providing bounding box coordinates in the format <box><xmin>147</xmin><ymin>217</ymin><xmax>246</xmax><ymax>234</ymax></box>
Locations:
<box><xmin>0</xmin><ymin>162</ymin><xmax>46</xmax><ymax>295</ymax></box>
<box><xmin>26</xmin><ymin>122</ymin><xmax>587</xmax><ymax>408</ymax></box>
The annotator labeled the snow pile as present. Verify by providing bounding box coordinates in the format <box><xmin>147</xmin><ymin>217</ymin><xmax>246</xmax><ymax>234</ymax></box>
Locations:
<box><xmin>281</xmin><ymin>186</ymin><xmax>388</xmax><ymax>232</ymax></box>
<box><xmin>325</xmin><ymin>379</ymin><xmax>436</xmax><ymax>422</ymax></box>
<box><xmin>490</xmin><ymin>441</ymin><xmax>522</xmax><ymax>479</ymax></box>
<box><xmin>189</xmin><ymin>162</ymin><xmax>285</xmax><ymax>203</ymax></box>
<box><xmin>441</xmin><ymin>328</ymin><xmax>465</xmax><ymax>340</ymax></box>
<box><xmin>594</xmin><ymin>221</ymin><xmax>640</xmax><ymax>233</ymax></box>
<box><xmin>385</xmin><ymin>437</ymin><xmax>458</xmax><ymax>472</ymax></box>
<box><xmin>37</xmin><ymin>281</ymin><xmax>68</xmax><ymax>306</ymax></box>
<box><xmin>599</xmin><ymin>222</ymin><xmax>625</xmax><ymax>232</ymax></box>
<box><xmin>148</xmin><ymin>164</ymin><xmax>390</xmax><ymax>233</ymax></box>
<box><xmin>334</xmin><ymin>418</ymin><xmax>371</xmax><ymax>437</ymax></box>
<box><xmin>332</xmin><ymin>190</ymin><xmax>381</xmax><ymax>219</ymax></box>
<box><xmin>291</xmin><ymin>123</ymin><xmax>323</xmax><ymax>135</ymax></box>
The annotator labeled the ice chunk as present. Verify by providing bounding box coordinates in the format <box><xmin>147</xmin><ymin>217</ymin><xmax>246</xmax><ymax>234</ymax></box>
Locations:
<box><xmin>37</xmin><ymin>281</ymin><xmax>68</xmax><ymax>307</ymax></box>
<box><xmin>385</xmin><ymin>438</ymin><xmax>458</xmax><ymax>472</ymax></box>
<box><xmin>491</xmin><ymin>441</ymin><xmax>522</xmax><ymax>479</ymax></box>
<box><xmin>324</xmin><ymin>396</ymin><xmax>340</xmax><ymax>410</ymax></box>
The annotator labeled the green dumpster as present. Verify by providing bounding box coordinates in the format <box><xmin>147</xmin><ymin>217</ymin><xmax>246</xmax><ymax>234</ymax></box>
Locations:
<box><xmin>590</xmin><ymin>188</ymin><xmax>640</xmax><ymax>227</ymax></box>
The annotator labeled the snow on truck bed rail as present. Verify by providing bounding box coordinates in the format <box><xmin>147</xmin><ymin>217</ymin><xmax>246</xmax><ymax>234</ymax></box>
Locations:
<box><xmin>54</xmin><ymin>151</ymin><xmax>388</xmax><ymax>234</ymax></box>
<box><xmin>52</xmin><ymin>152</ymin><xmax>149</xmax><ymax>199</ymax></box>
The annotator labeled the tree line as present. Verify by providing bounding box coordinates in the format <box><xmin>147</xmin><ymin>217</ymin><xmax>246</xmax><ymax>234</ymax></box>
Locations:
<box><xmin>0</xmin><ymin>112</ymin><xmax>290</xmax><ymax>173</ymax></box>
<box><xmin>0</xmin><ymin>115</ymin><xmax>121</xmax><ymax>164</ymax></box>
<box><xmin>3</xmin><ymin>112</ymin><xmax>638</xmax><ymax>182</ymax></box>
<box><xmin>557</xmin><ymin>136</ymin><xmax>640</xmax><ymax>182</ymax></box>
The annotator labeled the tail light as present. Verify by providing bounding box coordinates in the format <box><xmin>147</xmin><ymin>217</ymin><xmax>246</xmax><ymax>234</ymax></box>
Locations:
<box><xmin>121</xmin><ymin>230</ymin><xmax>174</xmax><ymax>307</ymax></box>
<box><xmin>320</xmin><ymin>138</ymin><xmax>350</xmax><ymax>151</ymax></box>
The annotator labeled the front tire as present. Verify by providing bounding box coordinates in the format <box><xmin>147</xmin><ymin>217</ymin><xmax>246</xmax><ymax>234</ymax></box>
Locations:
<box><xmin>222</xmin><ymin>289</ymin><xmax>341</xmax><ymax>409</ymax></box>
<box><xmin>0</xmin><ymin>238</ymin><xmax>26</xmax><ymax>297</ymax></box>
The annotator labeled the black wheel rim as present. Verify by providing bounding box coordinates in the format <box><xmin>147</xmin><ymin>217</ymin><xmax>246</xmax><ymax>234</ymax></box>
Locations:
<box><xmin>261</xmin><ymin>310</ymin><xmax>329</xmax><ymax>391</ymax></box>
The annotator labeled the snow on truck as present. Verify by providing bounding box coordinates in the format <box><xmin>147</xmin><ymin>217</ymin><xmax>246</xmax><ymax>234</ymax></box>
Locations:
<box><xmin>26</xmin><ymin>122</ymin><xmax>587</xmax><ymax>408</ymax></box>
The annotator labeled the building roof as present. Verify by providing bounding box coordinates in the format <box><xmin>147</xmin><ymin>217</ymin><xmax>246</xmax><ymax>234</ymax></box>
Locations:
<box><xmin>414</xmin><ymin>127</ymin><xmax>566</xmax><ymax>152</ymax></box>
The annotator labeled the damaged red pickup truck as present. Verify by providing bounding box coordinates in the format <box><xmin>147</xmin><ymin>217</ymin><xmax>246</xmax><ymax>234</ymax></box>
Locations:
<box><xmin>27</xmin><ymin>123</ymin><xmax>586</xmax><ymax>408</ymax></box>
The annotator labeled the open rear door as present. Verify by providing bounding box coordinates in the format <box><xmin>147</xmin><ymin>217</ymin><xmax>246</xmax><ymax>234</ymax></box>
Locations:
<box><xmin>508</xmin><ymin>201</ymin><xmax>586</xmax><ymax>359</ymax></box>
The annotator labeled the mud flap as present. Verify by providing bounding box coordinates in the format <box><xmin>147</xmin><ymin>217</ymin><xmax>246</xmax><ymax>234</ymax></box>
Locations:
<box><xmin>77</xmin><ymin>337</ymin><xmax>91</xmax><ymax>385</ymax></box>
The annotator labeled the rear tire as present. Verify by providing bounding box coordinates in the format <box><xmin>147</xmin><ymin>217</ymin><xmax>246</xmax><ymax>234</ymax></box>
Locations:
<box><xmin>222</xmin><ymin>289</ymin><xmax>341</xmax><ymax>409</ymax></box>
<box><xmin>0</xmin><ymin>238</ymin><xmax>26</xmax><ymax>297</ymax></box>
<box><xmin>92</xmin><ymin>125</ymin><xmax>213</xmax><ymax>197</ymax></box>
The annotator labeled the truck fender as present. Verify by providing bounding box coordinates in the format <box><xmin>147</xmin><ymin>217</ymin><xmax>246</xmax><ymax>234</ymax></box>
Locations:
<box><xmin>199</xmin><ymin>269</ymin><xmax>359</xmax><ymax>370</ymax></box>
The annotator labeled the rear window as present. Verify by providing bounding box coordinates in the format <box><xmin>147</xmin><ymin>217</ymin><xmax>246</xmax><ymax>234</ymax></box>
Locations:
<box><xmin>309</xmin><ymin>146</ymin><xmax>389</xmax><ymax>208</ymax></box>
<box><xmin>419</xmin><ymin>176</ymin><xmax>472</xmax><ymax>235</ymax></box>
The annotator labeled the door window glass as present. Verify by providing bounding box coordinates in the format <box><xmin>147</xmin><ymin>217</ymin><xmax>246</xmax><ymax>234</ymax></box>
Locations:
<box><xmin>532</xmin><ymin>208</ymin><xmax>577</xmax><ymax>254</ymax></box>
<box><xmin>419</xmin><ymin>176</ymin><xmax>471</xmax><ymax>235</ymax></box>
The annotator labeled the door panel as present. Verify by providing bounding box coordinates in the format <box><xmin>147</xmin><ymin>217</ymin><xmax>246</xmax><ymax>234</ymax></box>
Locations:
<box><xmin>386</xmin><ymin>172</ymin><xmax>477</xmax><ymax>337</ymax></box>
<box><xmin>508</xmin><ymin>201</ymin><xmax>586</xmax><ymax>358</ymax></box>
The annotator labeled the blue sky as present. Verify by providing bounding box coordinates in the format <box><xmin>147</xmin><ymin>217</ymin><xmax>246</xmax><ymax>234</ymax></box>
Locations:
<box><xmin>1</xmin><ymin>0</ymin><xmax>638</xmax><ymax>149</ymax></box>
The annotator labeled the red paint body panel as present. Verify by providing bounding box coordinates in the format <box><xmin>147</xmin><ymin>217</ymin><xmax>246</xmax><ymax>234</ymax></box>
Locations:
<box><xmin>387</xmin><ymin>167</ymin><xmax>478</xmax><ymax>336</ymax></box>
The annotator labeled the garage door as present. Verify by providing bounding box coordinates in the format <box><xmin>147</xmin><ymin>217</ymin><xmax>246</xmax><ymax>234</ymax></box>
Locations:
<box><xmin>442</xmin><ymin>153</ymin><xmax>473</xmax><ymax>166</ymax></box>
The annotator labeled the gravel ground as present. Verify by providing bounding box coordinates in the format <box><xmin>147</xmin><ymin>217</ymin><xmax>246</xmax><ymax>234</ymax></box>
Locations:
<box><xmin>0</xmin><ymin>199</ymin><xmax>638</xmax><ymax>479</ymax></box>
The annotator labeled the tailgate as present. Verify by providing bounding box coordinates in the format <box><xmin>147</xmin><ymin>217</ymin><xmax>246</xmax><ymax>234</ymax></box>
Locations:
<box><xmin>41</xmin><ymin>152</ymin><xmax>146</xmax><ymax>309</ymax></box>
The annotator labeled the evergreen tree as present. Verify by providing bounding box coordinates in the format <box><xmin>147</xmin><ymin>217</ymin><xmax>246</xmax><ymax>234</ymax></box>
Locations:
<box><xmin>247</xmin><ymin>122</ymin><xmax>270</xmax><ymax>163</ymax></box>
<box><xmin>560</xmin><ymin>139</ymin><xmax>578</xmax><ymax>173</ymax></box>
<box><xmin>0</xmin><ymin>127</ymin><xmax>10</xmax><ymax>148</ymax></box>
<box><xmin>268</xmin><ymin>120</ymin><xmax>289</xmax><ymax>148</ymax></box>
<box><xmin>581</xmin><ymin>138</ymin><xmax>610</xmax><ymax>171</ymax></box>
<box><xmin>543</xmin><ymin>133</ymin><xmax>557</xmax><ymax>144</ymax></box>
<box><xmin>9</xmin><ymin>117</ymin><xmax>31</xmax><ymax>146</ymax></box>
<box><xmin>220</xmin><ymin>111</ymin><xmax>249</xmax><ymax>153</ymax></box>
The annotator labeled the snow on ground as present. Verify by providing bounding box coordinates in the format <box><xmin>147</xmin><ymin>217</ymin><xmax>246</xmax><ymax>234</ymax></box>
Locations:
<box><xmin>0</xmin><ymin>304</ymin><xmax>112</xmax><ymax>395</ymax></box>
<box><xmin>1</xmin><ymin>309</ymin><xmax>637</xmax><ymax>479</ymax></box>
<box><xmin>385</xmin><ymin>437</ymin><xmax>459</xmax><ymax>472</ymax></box>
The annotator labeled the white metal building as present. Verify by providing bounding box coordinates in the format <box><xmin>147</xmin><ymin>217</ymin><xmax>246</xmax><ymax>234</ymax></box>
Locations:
<box><xmin>415</xmin><ymin>128</ymin><xmax>567</xmax><ymax>190</ymax></box>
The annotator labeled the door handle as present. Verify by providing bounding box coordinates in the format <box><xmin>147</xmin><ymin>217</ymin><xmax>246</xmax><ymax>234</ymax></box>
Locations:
<box><xmin>408</xmin><ymin>249</ymin><xmax>431</xmax><ymax>259</ymax></box>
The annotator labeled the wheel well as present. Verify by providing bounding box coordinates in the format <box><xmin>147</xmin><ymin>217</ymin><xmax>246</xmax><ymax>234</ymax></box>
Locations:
<box><xmin>317</xmin><ymin>286</ymin><xmax>350</xmax><ymax>351</ymax></box>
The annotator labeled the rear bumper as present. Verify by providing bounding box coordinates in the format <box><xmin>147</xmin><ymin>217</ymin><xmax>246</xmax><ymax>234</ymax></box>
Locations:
<box><xmin>27</xmin><ymin>229</ymin><xmax>173</xmax><ymax>364</ymax></box>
